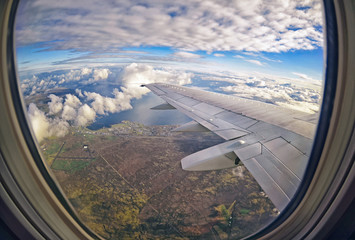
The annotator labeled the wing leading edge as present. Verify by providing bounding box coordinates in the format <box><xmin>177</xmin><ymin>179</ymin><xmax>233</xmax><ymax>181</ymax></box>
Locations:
<box><xmin>145</xmin><ymin>83</ymin><xmax>316</xmax><ymax>211</ymax></box>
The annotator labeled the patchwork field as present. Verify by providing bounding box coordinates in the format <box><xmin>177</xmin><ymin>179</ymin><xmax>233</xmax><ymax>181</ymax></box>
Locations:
<box><xmin>42</xmin><ymin>121</ymin><xmax>276</xmax><ymax>239</ymax></box>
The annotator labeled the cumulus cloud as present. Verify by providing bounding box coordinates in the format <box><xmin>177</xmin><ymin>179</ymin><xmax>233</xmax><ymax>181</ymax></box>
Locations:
<box><xmin>28</xmin><ymin>94</ymin><xmax>96</xmax><ymax>141</ymax></box>
<box><xmin>121</xmin><ymin>63</ymin><xmax>192</xmax><ymax>98</ymax></box>
<box><xmin>75</xmin><ymin>104</ymin><xmax>96</xmax><ymax>126</ymax></box>
<box><xmin>219</xmin><ymin>77</ymin><xmax>321</xmax><ymax>113</ymax></box>
<box><xmin>48</xmin><ymin>94</ymin><xmax>63</xmax><ymax>115</ymax></box>
<box><xmin>83</xmin><ymin>91</ymin><xmax>132</xmax><ymax>115</ymax></box>
<box><xmin>27</xmin><ymin>103</ymin><xmax>69</xmax><ymax>142</ymax></box>
<box><xmin>83</xmin><ymin>63</ymin><xmax>193</xmax><ymax>116</ymax></box>
<box><xmin>26</xmin><ymin>63</ymin><xmax>193</xmax><ymax>141</ymax></box>
<box><xmin>61</xmin><ymin>105</ymin><xmax>77</xmax><ymax>121</ymax></box>
<box><xmin>27</xmin><ymin>103</ymin><xmax>50</xmax><ymax>142</ymax></box>
<box><xmin>64</xmin><ymin>94</ymin><xmax>82</xmax><ymax>108</ymax></box>
<box><xmin>213</xmin><ymin>53</ymin><xmax>225</xmax><ymax>57</ymax></box>
<box><xmin>81</xmin><ymin>67</ymin><xmax>92</xmax><ymax>75</ymax></box>
<box><xmin>16</xmin><ymin>0</ymin><xmax>323</xmax><ymax>53</ymax></box>
<box><xmin>49</xmin><ymin>118</ymin><xmax>70</xmax><ymax>138</ymax></box>
<box><xmin>93</xmin><ymin>68</ymin><xmax>110</xmax><ymax>81</ymax></box>
<box><xmin>75</xmin><ymin>89</ymin><xmax>84</xmax><ymax>98</ymax></box>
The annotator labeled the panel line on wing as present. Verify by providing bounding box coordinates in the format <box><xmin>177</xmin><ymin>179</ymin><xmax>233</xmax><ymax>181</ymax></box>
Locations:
<box><xmin>252</xmin><ymin>157</ymin><xmax>291</xmax><ymax>201</ymax></box>
<box><xmin>261</xmin><ymin>141</ymin><xmax>302</xmax><ymax>182</ymax></box>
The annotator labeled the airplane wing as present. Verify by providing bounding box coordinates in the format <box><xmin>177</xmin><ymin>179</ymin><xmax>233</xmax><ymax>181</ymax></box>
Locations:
<box><xmin>144</xmin><ymin>83</ymin><xmax>317</xmax><ymax>211</ymax></box>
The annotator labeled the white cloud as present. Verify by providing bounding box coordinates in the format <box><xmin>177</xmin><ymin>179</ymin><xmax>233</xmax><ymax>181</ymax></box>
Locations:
<box><xmin>27</xmin><ymin>103</ymin><xmax>50</xmax><ymax>142</ymax></box>
<box><xmin>48</xmin><ymin>118</ymin><xmax>70</xmax><ymax>138</ymax></box>
<box><xmin>61</xmin><ymin>105</ymin><xmax>77</xmax><ymax>121</ymax></box>
<box><xmin>174</xmin><ymin>52</ymin><xmax>201</xmax><ymax>59</ymax></box>
<box><xmin>64</xmin><ymin>94</ymin><xmax>81</xmax><ymax>108</ymax></box>
<box><xmin>84</xmin><ymin>90</ymin><xmax>132</xmax><ymax>115</ymax></box>
<box><xmin>234</xmin><ymin>55</ymin><xmax>245</xmax><ymax>59</ymax></box>
<box><xmin>25</xmin><ymin>65</ymin><xmax>323</xmax><ymax>143</ymax></box>
<box><xmin>219</xmin><ymin>76</ymin><xmax>321</xmax><ymax>114</ymax></box>
<box><xmin>121</xmin><ymin>63</ymin><xmax>192</xmax><ymax>97</ymax></box>
<box><xmin>213</xmin><ymin>53</ymin><xmax>225</xmax><ymax>57</ymax></box>
<box><xmin>245</xmin><ymin>59</ymin><xmax>264</xmax><ymax>66</ymax></box>
<box><xmin>292</xmin><ymin>72</ymin><xmax>314</xmax><ymax>81</ymax></box>
<box><xmin>260</xmin><ymin>56</ymin><xmax>282</xmax><ymax>63</ymax></box>
<box><xmin>84</xmin><ymin>63</ymin><xmax>193</xmax><ymax>115</ymax></box>
<box><xmin>81</xmin><ymin>67</ymin><xmax>92</xmax><ymax>75</ymax></box>
<box><xmin>16</xmin><ymin>0</ymin><xmax>323</xmax><ymax>54</ymax></box>
<box><xmin>75</xmin><ymin>104</ymin><xmax>96</xmax><ymax>126</ymax></box>
<box><xmin>75</xmin><ymin>89</ymin><xmax>84</xmax><ymax>98</ymax></box>
<box><xmin>246</xmin><ymin>80</ymin><xmax>266</xmax><ymax>87</ymax></box>
<box><xmin>93</xmin><ymin>68</ymin><xmax>110</xmax><ymax>81</ymax></box>
<box><xmin>19</xmin><ymin>67</ymin><xmax>112</xmax><ymax>95</ymax></box>
<box><xmin>48</xmin><ymin>94</ymin><xmax>63</xmax><ymax>115</ymax></box>
<box><xmin>26</xmin><ymin>64</ymin><xmax>193</xmax><ymax>141</ymax></box>
<box><xmin>243</xmin><ymin>52</ymin><xmax>259</xmax><ymax>57</ymax></box>
<box><xmin>27</xmin><ymin>103</ymin><xmax>69</xmax><ymax>142</ymax></box>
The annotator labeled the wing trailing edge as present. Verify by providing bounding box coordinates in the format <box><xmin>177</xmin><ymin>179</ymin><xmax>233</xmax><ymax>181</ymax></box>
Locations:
<box><xmin>172</xmin><ymin>121</ymin><xmax>210</xmax><ymax>132</ymax></box>
<box><xmin>150</xmin><ymin>102</ymin><xmax>176</xmax><ymax>110</ymax></box>
<box><xmin>181</xmin><ymin>139</ymin><xmax>244</xmax><ymax>171</ymax></box>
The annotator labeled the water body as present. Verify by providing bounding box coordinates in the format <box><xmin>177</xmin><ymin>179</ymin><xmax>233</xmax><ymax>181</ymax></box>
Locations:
<box><xmin>87</xmin><ymin>92</ymin><xmax>191</xmax><ymax>130</ymax></box>
<box><xmin>80</xmin><ymin>79</ymin><xmax>234</xmax><ymax>130</ymax></box>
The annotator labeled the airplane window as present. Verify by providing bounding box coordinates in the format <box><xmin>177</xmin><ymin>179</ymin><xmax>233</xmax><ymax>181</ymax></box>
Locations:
<box><xmin>15</xmin><ymin>0</ymin><xmax>324</xmax><ymax>239</ymax></box>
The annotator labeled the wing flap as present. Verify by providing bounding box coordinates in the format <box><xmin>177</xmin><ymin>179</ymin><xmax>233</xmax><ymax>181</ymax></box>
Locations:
<box><xmin>263</xmin><ymin>138</ymin><xmax>307</xmax><ymax>179</ymax></box>
<box><xmin>214</xmin><ymin>128</ymin><xmax>249</xmax><ymax>140</ymax></box>
<box><xmin>242</xmin><ymin>157</ymin><xmax>290</xmax><ymax>211</ymax></box>
<box><xmin>172</xmin><ymin>121</ymin><xmax>209</xmax><ymax>132</ymax></box>
<box><xmin>234</xmin><ymin>139</ymin><xmax>305</xmax><ymax>211</ymax></box>
<box><xmin>181</xmin><ymin>139</ymin><xmax>244</xmax><ymax>171</ymax></box>
<box><xmin>234</xmin><ymin>142</ymin><xmax>262</xmax><ymax>160</ymax></box>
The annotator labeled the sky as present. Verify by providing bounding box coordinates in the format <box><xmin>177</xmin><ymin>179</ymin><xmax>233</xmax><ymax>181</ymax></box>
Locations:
<box><xmin>16</xmin><ymin>0</ymin><xmax>323</xmax><ymax>81</ymax></box>
<box><xmin>15</xmin><ymin>0</ymin><xmax>325</xmax><ymax>142</ymax></box>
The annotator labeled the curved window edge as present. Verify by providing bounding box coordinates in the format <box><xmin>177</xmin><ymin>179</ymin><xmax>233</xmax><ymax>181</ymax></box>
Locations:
<box><xmin>0</xmin><ymin>0</ymin><xmax>354</xmax><ymax>239</ymax></box>
<box><xmin>247</xmin><ymin>0</ymin><xmax>355</xmax><ymax>239</ymax></box>
<box><xmin>0</xmin><ymin>1</ymin><xmax>101</xmax><ymax>239</ymax></box>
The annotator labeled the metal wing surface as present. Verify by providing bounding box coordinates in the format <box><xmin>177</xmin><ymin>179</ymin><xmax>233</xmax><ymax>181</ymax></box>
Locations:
<box><xmin>145</xmin><ymin>83</ymin><xmax>317</xmax><ymax>211</ymax></box>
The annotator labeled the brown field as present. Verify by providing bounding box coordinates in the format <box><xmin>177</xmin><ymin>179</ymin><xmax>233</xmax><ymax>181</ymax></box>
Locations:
<box><xmin>42</xmin><ymin>122</ymin><xmax>276</xmax><ymax>239</ymax></box>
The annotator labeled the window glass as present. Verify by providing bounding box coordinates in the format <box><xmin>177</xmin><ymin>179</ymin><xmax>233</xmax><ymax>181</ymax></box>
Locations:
<box><xmin>15</xmin><ymin>1</ymin><xmax>323</xmax><ymax>239</ymax></box>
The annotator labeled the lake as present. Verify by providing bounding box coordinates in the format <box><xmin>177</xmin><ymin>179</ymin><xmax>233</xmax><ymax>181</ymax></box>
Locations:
<box><xmin>87</xmin><ymin>92</ymin><xmax>191</xmax><ymax>130</ymax></box>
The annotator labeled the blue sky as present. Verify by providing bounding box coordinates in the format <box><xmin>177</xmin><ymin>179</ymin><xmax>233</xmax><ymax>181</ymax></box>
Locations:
<box><xmin>15</xmin><ymin>0</ymin><xmax>324</xmax><ymax>81</ymax></box>
<box><xmin>18</xmin><ymin>0</ymin><xmax>326</xmax><ymax>142</ymax></box>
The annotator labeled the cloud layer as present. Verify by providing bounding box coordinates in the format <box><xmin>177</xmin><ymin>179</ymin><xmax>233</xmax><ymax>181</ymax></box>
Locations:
<box><xmin>216</xmin><ymin>75</ymin><xmax>321</xmax><ymax>113</ymax></box>
<box><xmin>26</xmin><ymin>63</ymin><xmax>322</xmax><ymax>142</ymax></box>
<box><xmin>27</xmin><ymin>63</ymin><xmax>192</xmax><ymax>142</ymax></box>
<box><xmin>16</xmin><ymin>0</ymin><xmax>323</xmax><ymax>53</ymax></box>
<box><xmin>21</xmin><ymin>68</ymin><xmax>111</xmax><ymax>95</ymax></box>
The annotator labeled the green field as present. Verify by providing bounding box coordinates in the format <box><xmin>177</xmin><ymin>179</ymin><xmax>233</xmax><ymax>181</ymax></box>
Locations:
<box><xmin>51</xmin><ymin>159</ymin><xmax>95</xmax><ymax>173</ymax></box>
